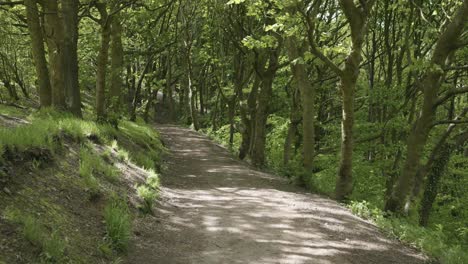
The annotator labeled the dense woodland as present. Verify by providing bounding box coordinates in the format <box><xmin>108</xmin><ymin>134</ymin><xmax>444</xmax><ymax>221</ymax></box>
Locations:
<box><xmin>0</xmin><ymin>0</ymin><xmax>467</xmax><ymax>262</ymax></box>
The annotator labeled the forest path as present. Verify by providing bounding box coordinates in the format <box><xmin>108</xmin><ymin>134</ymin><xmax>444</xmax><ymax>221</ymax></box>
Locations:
<box><xmin>125</xmin><ymin>124</ymin><xmax>427</xmax><ymax>264</ymax></box>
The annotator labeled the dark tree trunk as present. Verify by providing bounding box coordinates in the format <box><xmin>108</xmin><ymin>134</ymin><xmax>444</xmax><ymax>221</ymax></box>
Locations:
<box><xmin>25</xmin><ymin>0</ymin><xmax>52</xmax><ymax>107</ymax></box>
<box><xmin>110</xmin><ymin>13</ymin><xmax>124</xmax><ymax>112</ymax></box>
<box><xmin>95</xmin><ymin>4</ymin><xmax>111</xmax><ymax>120</ymax></box>
<box><xmin>43</xmin><ymin>0</ymin><xmax>66</xmax><ymax>109</ymax></box>
<box><xmin>62</xmin><ymin>0</ymin><xmax>82</xmax><ymax>117</ymax></box>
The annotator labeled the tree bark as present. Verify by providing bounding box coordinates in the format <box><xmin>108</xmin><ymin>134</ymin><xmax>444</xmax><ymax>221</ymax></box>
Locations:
<box><xmin>251</xmin><ymin>73</ymin><xmax>274</xmax><ymax>167</ymax></box>
<box><xmin>25</xmin><ymin>0</ymin><xmax>51</xmax><ymax>107</ymax></box>
<box><xmin>419</xmin><ymin>144</ymin><xmax>451</xmax><ymax>226</ymax></box>
<box><xmin>130</xmin><ymin>58</ymin><xmax>152</xmax><ymax>121</ymax></box>
<box><xmin>334</xmin><ymin>0</ymin><xmax>373</xmax><ymax>201</ymax></box>
<box><xmin>43</xmin><ymin>0</ymin><xmax>66</xmax><ymax>109</ymax></box>
<box><xmin>110</xmin><ymin>13</ymin><xmax>124</xmax><ymax>111</ymax></box>
<box><xmin>286</xmin><ymin>37</ymin><xmax>315</xmax><ymax>171</ymax></box>
<box><xmin>95</xmin><ymin>3</ymin><xmax>111</xmax><ymax>121</ymax></box>
<box><xmin>187</xmin><ymin>48</ymin><xmax>199</xmax><ymax>130</ymax></box>
<box><xmin>239</xmin><ymin>75</ymin><xmax>259</xmax><ymax>160</ymax></box>
<box><xmin>62</xmin><ymin>0</ymin><xmax>82</xmax><ymax>117</ymax></box>
<box><xmin>385</xmin><ymin>1</ymin><xmax>468</xmax><ymax>213</ymax></box>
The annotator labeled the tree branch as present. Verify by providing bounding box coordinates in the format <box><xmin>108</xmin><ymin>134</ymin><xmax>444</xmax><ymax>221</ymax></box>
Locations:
<box><xmin>434</xmin><ymin>86</ymin><xmax>468</xmax><ymax>108</ymax></box>
<box><xmin>299</xmin><ymin>7</ymin><xmax>343</xmax><ymax>77</ymax></box>
<box><xmin>0</xmin><ymin>1</ymin><xmax>23</xmax><ymax>6</ymax></box>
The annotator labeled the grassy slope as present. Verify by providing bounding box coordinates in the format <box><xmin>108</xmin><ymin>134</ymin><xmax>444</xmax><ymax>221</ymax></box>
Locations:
<box><xmin>0</xmin><ymin>106</ymin><xmax>164</xmax><ymax>263</ymax></box>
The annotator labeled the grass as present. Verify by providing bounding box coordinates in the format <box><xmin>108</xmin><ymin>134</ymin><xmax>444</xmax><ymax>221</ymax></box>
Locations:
<box><xmin>118</xmin><ymin>120</ymin><xmax>164</xmax><ymax>171</ymax></box>
<box><xmin>1</xmin><ymin>108</ymin><xmax>164</xmax><ymax>173</ymax></box>
<box><xmin>0</xmin><ymin>108</ymin><xmax>116</xmax><ymax>159</ymax></box>
<box><xmin>79</xmin><ymin>147</ymin><xmax>101</xmax><ymax>197</ymax></box>
<box><xmin>104</xmin><ymin>195</ymin><xmax>131</xmax><ymax>252</ymax></box>
<box><xmin>1</xmin><ymin>106</ymin><xmax>165</xmax><ymax>260</ymax></box>
<box><xmin>136</xmin><ymin>185</ymin><xmax>158</xmax><ymax>214</ymax></box>
<box><xmin>146</xmin><ymin>169</ymin><xmax>161</xmax><ymax>189</ymax></box>
<box><xmin>349</xmin><ymin>201</ymin><xmax>468</xmax><ymax>264</ymax></box>
<box><xmin>4</xmin><ymin>209</ymin><xmax>66</xmax><ymax>262</ymax></box>
<box><xmin>79</xmin><ymin>145</ymin><xmax>122</xmax><ymax>198</ymax></box>
<box><xmin>136</xmin><ymin>169</ymin><xmax>161</xmax><ymax>214</ymax></box>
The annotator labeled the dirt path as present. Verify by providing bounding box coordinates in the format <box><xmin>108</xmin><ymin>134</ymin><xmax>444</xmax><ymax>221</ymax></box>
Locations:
<box><xmin>125</xmin><ymin>124</ymin><xmax>427</xmax><ymax>264</ymax></box>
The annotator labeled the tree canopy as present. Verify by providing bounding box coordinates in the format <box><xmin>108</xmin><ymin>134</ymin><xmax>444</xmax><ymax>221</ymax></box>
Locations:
<box><xmin>0</xmin><ymin>0</ymin><xmax>467</xmax><ymax>261</ymax></box>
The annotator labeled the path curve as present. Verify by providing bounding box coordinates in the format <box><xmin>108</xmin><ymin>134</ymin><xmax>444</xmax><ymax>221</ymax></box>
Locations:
<box><xmin>125</xmin><ymin>124</ymin><xmax>427</xmax><ymax>264</ymax></box>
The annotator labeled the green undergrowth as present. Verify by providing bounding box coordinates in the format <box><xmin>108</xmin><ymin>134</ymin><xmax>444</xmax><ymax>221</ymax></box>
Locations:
<box><xmin>104</xmin><ymin>194</ymin><xmax>131</xmax><ymax>252</ymax></box>
<box><xmin>135</xmin><ymin>169</ymin><xmax>160</xmax><ymax>215</ymax></box>
<box><xmin>0</xmin><ymin>104</ymin><xmax>29</xmax><ymax>118</ymax></box>
<box><xmin>0</xmin><ymin>105</ymin><xmax>164</xmax><ymax>262</ymax></box>
<box><xmin>79</xmin><ymin>145</ymin><xmax>120</xmax><ymax>198</ymax></box>
<box><xmin>0</xmin><ymin>107</ymin><xmax>164</xmax><ymax>169</ymax></box>
<box><xmin>5</xmin><ymin>208</ymin><xmax>66</xmax><ymax>262</ymax></box>
<box><xmin>205</xmin><ymin>117</ymin><xmax>467</xmax><ymax>264</ymax></box>
<box><xmin>349</xmin><ymin>201</ymin><xmax>467</xmax><ymax>264</ymax></box>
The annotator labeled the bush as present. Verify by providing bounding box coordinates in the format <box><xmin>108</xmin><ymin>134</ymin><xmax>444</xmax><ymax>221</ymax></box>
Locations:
<box><xmin>104</xmin><ymin>195</ymin><xmax>131</xmax><ymax>252</ymax></box>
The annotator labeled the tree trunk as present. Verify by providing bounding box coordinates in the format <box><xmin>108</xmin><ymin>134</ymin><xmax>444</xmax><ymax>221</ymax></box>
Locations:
<box><xmin>95</xmin><ymin>4</ymin><xmax>111</xmax><ymax>121</ymax></box>
<box><xmin>166</xmin><ymin>58</ymin><xmax>176</xmax><ymax>121</ymax></box>
<box><xmin>187</xmin><ymin>48</ymin><xmax>199</xmax><ymax>130</ymax></box>
<box><xmin>283</xmin><ymin>102</ymin><xmax>300</xmax><ymax>167</ymax></box>
<box><xmin>287</xmin><ymin>37</ymin><xmax>315</xmax><ymax>171</ymax></box>
<box><xmin>245</xmin><ymin>76</ymin><xmax>260</xmax><ymax>158</ymax></box>
<box><xmin>25</xmin><ymin>0</ymin><xmax>51</xmax><ymax>107</ymax></box>
<box><xmin>333</xmin><ymin>0</ymin><xmax>374</xmax><ymax>201</ymax></box>
<box><xmin>4</xmin><ymin>80</ymin><xmax>19</xmax><ymax>101</ymax></box>
<box><xmin>43</xmin><ymin>0</ymin><xmax>66</xmax><ymax>109</ymax></box>
<box><xmin>251</xmin><ymin>73</ymin><xmax>274</xmax><ymax>167</ymax></box>
<box><xmin>385</xmin><ymin>1</ymin><xmax>468</xmax><ymax>213</ymax></box>
<box><xmin>130</xmin><ymin>59</ymin><xmax>152</xmax><ymax>121</ymax></box>
<box><xmin>335</xmin><ymin>76</ymin><xmax>356</xmax><ymax>201</ymax></box>
<box><xmin>419</xmin><ymin>144</ymin><xmax>451</xmax><ymax>226</ymax></box>
<box><xmin>62</xmin><ymin>0</ymin><xmax>82</xmax><ymax>117</ymax></box>
<box><xmin>110</xmin><ymin>13</ymin><xmax>124</xmax><ymax>111</ymax></box>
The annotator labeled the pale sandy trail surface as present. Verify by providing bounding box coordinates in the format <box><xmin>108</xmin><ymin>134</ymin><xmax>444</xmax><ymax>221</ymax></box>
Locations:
<box><xmin>125</xmin><ymin>124</ymin><xmax>428</xmax><ymax>264</ymax></box>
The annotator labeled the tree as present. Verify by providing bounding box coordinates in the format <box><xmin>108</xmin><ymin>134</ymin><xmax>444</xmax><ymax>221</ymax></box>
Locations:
<box><xmin>385</xmin><ymin>0</ymin><xmax>468</xmax><ymax>214</ymax></box>
<box><xmin>24</xmin><ymin>0</ymin><xmax>52</xmax><ymax>107</ymax></box>
<box><xmin>303</xmin><ymin>0</ymin><xmax>376</xmax><ymax>201</ymax></box>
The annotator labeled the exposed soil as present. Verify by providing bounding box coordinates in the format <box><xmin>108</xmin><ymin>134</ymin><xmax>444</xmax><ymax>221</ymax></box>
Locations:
<box><xmin>126</xmin><ymin>124</ymin><xmax>429</xmax><ymax>264</ymax></box>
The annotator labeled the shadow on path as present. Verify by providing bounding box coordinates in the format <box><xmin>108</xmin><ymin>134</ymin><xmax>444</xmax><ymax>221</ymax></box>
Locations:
<box><xmin>125</xmin><ymin>124</ymin><xmax>427</xmax><ymax>264</ymax></box>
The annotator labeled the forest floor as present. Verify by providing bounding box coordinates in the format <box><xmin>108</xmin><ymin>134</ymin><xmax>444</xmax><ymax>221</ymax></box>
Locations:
<box><xmin>126</xmin><ymin>124</ymin><xmax>429</xmax><ymax>264</ymax></box>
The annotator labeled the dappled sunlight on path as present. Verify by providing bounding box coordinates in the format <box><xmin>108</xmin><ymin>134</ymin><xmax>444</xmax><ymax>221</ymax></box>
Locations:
<box><xmin>125</xmin><ymin>125</ymin><xmax>427</xmax><ymax>264</ymax></box>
